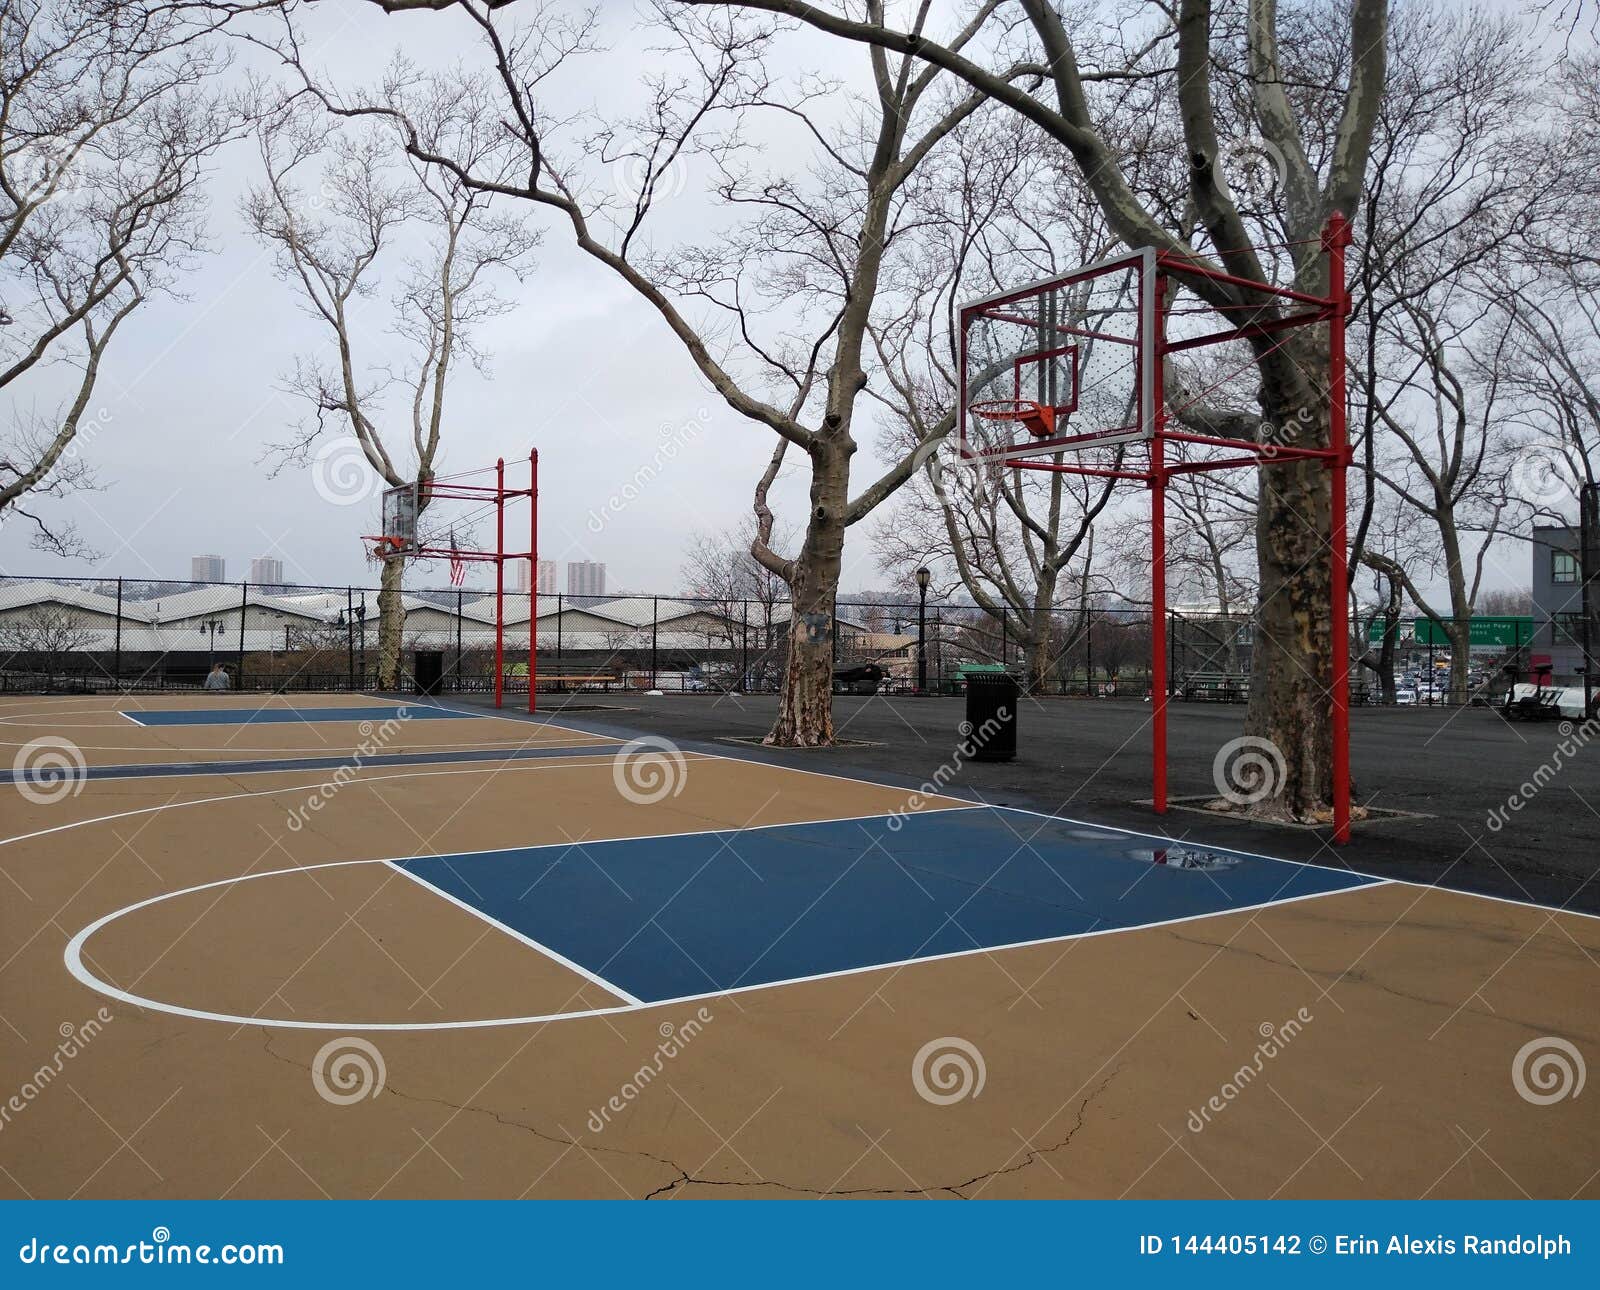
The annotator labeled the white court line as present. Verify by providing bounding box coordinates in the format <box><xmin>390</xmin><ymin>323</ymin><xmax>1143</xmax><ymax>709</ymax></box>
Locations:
<box><xmin>0</xmin><ymin>755</ymin><xmax>718</xmax><ymax>852</ymax></box>
<box><xmin>61</xmin><ymin>849</ymin><xmax>1376</xmax><ymax>1032</ymax></box>
<box><xmin>118</xmin><ymin>711</ymin><xmax>149</xmax><ymax>728</ymax></box>
<box><xmin>385</xmin><ymin>861</ymin><xmax>644</xmax><ymax>1006</ymax></box>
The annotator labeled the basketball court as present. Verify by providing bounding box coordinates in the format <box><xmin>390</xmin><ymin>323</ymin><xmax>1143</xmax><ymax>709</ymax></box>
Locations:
<box><xmin>1</xmin><ymin>692</ymin><xmax>1595</xmax><ymax>1199</ymax></box>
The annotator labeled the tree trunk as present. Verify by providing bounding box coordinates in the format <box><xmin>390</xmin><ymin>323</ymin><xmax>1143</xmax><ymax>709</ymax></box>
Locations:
<box><xmin>766</xmin><ymin>448</ymin><xmax>849</xmax><ymax>746</ymax></box>
<box><xmin>1024</xmin><ymin>569</ymin><xmax>1059</xmax><ymax>694</ymax></box>
<box><xmin>1245</xmin><ymin>340</ymin><xmax>1336</xmax><ymax>822</ymax></box>
<box><xmin>377</xmin><ymin>555</ymin><xmax>406</xmax><ymax>690</ymax></box>
<box><xmin>1025</xmin><ymin>632</ymin><xmax>1051</xmax><ymax>695</ymax></box>
<box><xmin>1375</xmin><ymin>619</ymin><xmax>1398</xmax><ymax>703</ymax></box>
<box><xmin>1448</xmin><ymin>626</ymin><xmax>1471</xmax><ymax>705</ymax></box>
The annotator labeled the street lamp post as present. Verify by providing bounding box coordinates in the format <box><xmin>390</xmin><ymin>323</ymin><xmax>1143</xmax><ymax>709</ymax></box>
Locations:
<box><xmin>916</xmin><ymin>567</ymin><xmax>931</xmax><ymax>694</ymax></box>
<box><xmin>201</xmin><ymin>618</ymin><xmax>225</xmax><ymax>665</ymax></box>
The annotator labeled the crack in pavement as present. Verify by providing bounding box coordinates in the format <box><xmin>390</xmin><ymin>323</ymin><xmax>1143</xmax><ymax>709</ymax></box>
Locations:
<box><xmin>258</xmin><ymin>1031</ymin><xmax>1124</xmax><ymax>1199</ymax></box>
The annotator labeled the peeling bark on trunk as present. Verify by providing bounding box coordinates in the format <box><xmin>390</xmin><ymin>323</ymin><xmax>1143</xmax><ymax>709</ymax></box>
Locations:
<box><xmin>1024</xmin><ymin>569</ymin><xmax>1059</xmax><ymax>694</ymax></box>
<box><xmin>1245</xmin><ymin>334</ymin><xmax>1336</xmax><ymax>822</ymax></box>
<box><xmin>377</xmin><ymin>555</ymin><xmax>406</xmax><ymax>690</ymax></box>
<box><xmin>766</xmin><ymin>446</ymin><xmax>850</xmax><ymax>746</ymax></box>
<box><xmin>1025</xmin><ymin>635</ymin><xmax>1051</xmax><ymax>694</ymax></box>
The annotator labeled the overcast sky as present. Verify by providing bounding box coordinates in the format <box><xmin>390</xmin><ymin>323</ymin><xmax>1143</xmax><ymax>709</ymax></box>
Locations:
<box><xmin>0</xmin><ymin>1</ymin><xmax>1546</xmax><ymax>602</ymax></box>
<box><xmin>0</xmin><ymin>2</ymin><xmax>861</xmax><ymax>596</ymax></box>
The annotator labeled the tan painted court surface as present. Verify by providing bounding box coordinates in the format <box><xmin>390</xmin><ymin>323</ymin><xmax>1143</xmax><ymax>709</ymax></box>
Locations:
<box><xmin>1</xmin><ymin>695</ymin><xmax>1595</xmax><ymax>1199</ymax></box>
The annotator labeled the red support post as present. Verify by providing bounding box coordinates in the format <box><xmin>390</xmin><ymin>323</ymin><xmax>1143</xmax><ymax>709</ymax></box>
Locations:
<box><xmin>494</xmin><ymin>456</ymin><xmax>505</xmax><ymax>711</ymax></box>
<box><xmin>528</xmin><ymin>449</ymin><xmax>538</xmax><ymax>715</ymax></box>
<box><xmin>1151</xmin><ymin>273</ymin><xmax>1168</xmax><ymax>815</ymax></box>
<box><xmin>1325</xmin><ymin>213</ymin><xmax>1353</xmax><ymax>844</ymax></box>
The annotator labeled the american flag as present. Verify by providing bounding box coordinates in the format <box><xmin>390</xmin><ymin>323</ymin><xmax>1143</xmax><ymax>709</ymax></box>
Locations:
<box><xmin>448</xmin><ymin>530</ymin><xmax>467</xmax><ymax>586</ymax></box>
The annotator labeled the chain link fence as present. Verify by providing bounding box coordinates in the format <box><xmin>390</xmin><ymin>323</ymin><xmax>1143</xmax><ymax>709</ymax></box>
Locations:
<box><xmin>0</xmin><ymin>573</ymin><xmax>1550</xmax><ymax>706</ymax></box>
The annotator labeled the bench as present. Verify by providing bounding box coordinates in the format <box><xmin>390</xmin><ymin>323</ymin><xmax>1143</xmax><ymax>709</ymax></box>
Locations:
<box><xmin>1180</xmin><ymin>671</ymin><xmax>1249</xmax><ymax>702</ymax></box>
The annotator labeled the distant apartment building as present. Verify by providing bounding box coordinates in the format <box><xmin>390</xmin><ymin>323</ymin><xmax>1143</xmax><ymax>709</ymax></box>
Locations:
<box><xmin>191</xmin><ymin>554</ymin><xmax>225</xmax><ymax>583</ymax></box>
<box><xmin>566</xmin><ymin>561</ymin><xmax>606</xmax><ymax>597</ymax></box>
<box><xmin>249</xmin><ymin>557</ymin><xmax>285</xmax><ymax>587</ymax></box>
<box><xmin>510</xmin><ymin>560</ymin><xmax>558</xmax><ymax>595</ymax></box>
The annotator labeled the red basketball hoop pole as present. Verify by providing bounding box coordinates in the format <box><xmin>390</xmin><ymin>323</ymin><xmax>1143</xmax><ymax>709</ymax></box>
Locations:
<box><xmin>494</xmin><ymin>457</ymin><xmax>505</xmax><ymax>711</ymax></box>
<box><xmin>1325</xmin><ymin>213</ymin><xmax>1353</xmax><ymax>845</ymax></box>
<box><xmin>1150</xmin><ymin>269</ymin><xmax>1169</xmax><ymax>817</ymax></box>
<box><xmin>529</xmin><ymin>448</ymin><xmax>538</xmax><ymax>714</ymax></box>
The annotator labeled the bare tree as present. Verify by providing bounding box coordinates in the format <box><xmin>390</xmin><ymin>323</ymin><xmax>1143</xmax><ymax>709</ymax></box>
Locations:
<box><xmin>243</xmin><ymin>91</ymin><xmax>538</xmax><ymax>687</ymax></box>
<box><xmin>866</xmin><ymin>108</ymin><xmax>1130</xmax><ymax>694</ymax></box>
<box><xmin>0</xmin><ymin>0</ymin><xmax>240</xmax><ymax>554</ymax></box>
<box><xmin>0</xmin><ymin>602</ymin><xmax>97</xmax><ymax>687</ymax></box>
<box><xmin>679</xmin><ymin>518</ymin><xmax>791</xmax><ymax>687</ymax></box>
<box><xmin>1362</xmin><ymin>295</ymin><xmax>1519</xmax><ymax>700</ymax></box>
<box><xmin>1325</xmin><ymin>6</ymin><xmax>1571</xmax><ymax>703</ymax></box>
<box><xmin>637</xmin><ymin>0</ymin><xmax>1390</xmax><ymax>820</ymax></box>
<box><xmin>1478</xmin><ymin>587</ymin><xmax>1533</xmax><ymax>617</ymax></box>
<box><xmin>291</xmin><ymin>1</ymin><xmax>1043</xmax><ymax>743</ymax></box>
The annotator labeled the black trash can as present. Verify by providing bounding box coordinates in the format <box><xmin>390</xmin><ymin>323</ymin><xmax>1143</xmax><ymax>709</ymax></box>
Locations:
<box><xmin>964</xmin><ymin>671</ymin><xmax>1018</xmax><ymax>761</ymax></box>
<box><xmin>413</xmin><ymin>650</ymin><xmax>445</xmax><ymax>697</ymax></box>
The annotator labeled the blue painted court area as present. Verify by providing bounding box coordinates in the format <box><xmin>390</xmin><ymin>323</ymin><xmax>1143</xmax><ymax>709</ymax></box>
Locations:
<box><xmin>398</xmin><ymin>806</ymin><xmax>1377</xmax><ymax>1004</ymax></box>
<box><xmin>124</xmin><ymin>704</ymin><xmax>475</xmax><ymax>727</ymax></box>
<box><xmin>2</xmin><ymin>740</ymin><xmax>619</xmax><ymax>785</ymax></box>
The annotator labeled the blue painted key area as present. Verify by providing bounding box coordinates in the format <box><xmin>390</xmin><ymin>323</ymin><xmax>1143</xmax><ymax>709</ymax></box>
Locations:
<box><xmin>398</xmin><ymin>806</ymin><xmax>1375</xmax><ymax>1003</ymax></box>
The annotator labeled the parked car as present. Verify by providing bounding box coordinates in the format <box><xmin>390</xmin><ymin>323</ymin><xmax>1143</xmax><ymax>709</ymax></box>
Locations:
<box><xmin>1393</xmin><ymin>687</ymin><xmax>1418</xmax><ymax>706</ymax></box>
<box><xmin>832</xmin><ymin>662</ymin><xmax>887</xmax><ymax>695</ymax></box>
